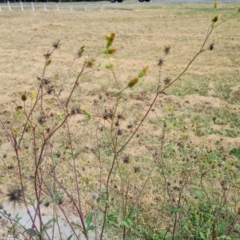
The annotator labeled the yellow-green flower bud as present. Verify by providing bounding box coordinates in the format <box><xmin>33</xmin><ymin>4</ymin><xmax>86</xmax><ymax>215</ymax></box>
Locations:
<box><xmin>138</xmin><ymin>66</ymin><xmax>148</xmax><ymax>78</ymax></box>
<box><xmin>128</xmin><ymin>78</ymin><xmax>139</xmax><ymax>88</ymax></box>
<box><xmin>212</xmin><ymin>15</ymin><xmax>220</xmax><ymax>23</ymax></box>
<box><xmin>46</xmin><ymin>59</ymin><xmax>52</xmax><ymax>66</ymax></box>
<box><xmin>21</xmin><ymin>93</ymin><xmax>27</xmax><ymax>102</ymax></box>
<box><xmin>106</xmin><ymin>33</ymin><xmax>115</xmax><ymax>49</ymax></box>
<box><xmin>82</xmin><ymin>108</ymin><xmax>91</xmax><ymax>119</ymax></box>
<box><xmin>103</xmin><ymin>48</ymin><xmax>117</xmax><ymax>55</ymax></box>
<box><xmin>106</xmin><ymin>62</ymin><xmax>115</xmax><ymax>69</ymax></box>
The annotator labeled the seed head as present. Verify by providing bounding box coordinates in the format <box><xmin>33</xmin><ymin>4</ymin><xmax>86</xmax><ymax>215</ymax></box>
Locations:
<box><xmin>134</xmin><ymin>167</ymin><xmax>140</xmax><ymax>173</ymax></box>
<box><xmin>123</xmin><ymin>155</ymin><xmax>130</xmax><ymax>164</ymax></box>
<box><xmin>47</xmin><ymin>86</ymin><xmax>54</xmax><ymax>94</ymax></box>
<box><xmin>52</xmin><ymin>40</ymin><xmax>60</xmax><ymax>49</ymax></box>
<box><xmin>38</xmin><ymin>115</ymin><xmax>46</xmax><ymax>125</ymax></box>
<box><xmin>70</xmin><ymin>107</ymin><xmax>82</xmax><ymax>115</ymax></box>
<box><xmin>117</xmin><ymin>129</ymin><xmax>123</xmax><ymax>136</ymax></box>
<box><xmin>164</xmin><ymin>46</ymin><xmax>171</xmax><ymax>55</ymax></box>
<box><xmin>209</xmin><ymin>43</ymin><xmax>214</xmax><ymax>51</ymax></box>
<box><xmin>164</xmin><ymin>77</ymin><xmax>171</xmax><ymax>85</ymax></box>
<box><xmin>85</xmin><ymin>58</ymin><xmax>95</xmax><ymax>68</ymax></box>
<box><xmin>7</xmin><ymin>188</ymin><xmax>24</xmax><ymax>205</ymax></box>
<box><xmin>44</xmin><ymin>51</ymin><xmax>51</xmax><ymax>60</ymax></box>
<box><xmin>158</xmin><ymin>58</ymin><xmax>164</xmax><ymax>67</ymax></box>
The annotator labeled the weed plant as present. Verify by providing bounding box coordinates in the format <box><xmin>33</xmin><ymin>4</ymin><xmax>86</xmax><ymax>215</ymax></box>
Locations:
<box><xmin>0</xmin><ymin>7</ymin><xmax>240</xmax><ymax>240</ymax></box>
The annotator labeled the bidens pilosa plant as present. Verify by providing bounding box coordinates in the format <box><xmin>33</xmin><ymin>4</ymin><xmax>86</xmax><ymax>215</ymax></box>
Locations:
<box><xmin>0</xmin><ymin>7</ymin><xmax>240</xmax><ymax>240</ymax></box>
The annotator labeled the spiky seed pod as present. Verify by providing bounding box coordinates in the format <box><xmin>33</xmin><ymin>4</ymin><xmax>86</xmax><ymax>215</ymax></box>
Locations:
<box><xmin>158</xmin><ymin>58</ymin><xmax>164</xmax><ymax>67</ymax></box>
<box><xmin>44</xmin><ymin>52</ymin><xmax>51</xmax><ymax>60</ymax></box>
<box><xmin>164</xmin><ymin>46</ymin><xmax>171</xmax><ymax>55</ymax></box>
<box><xmin>52</xmin><ymin>40</ymin><xmax>60</xmax><ymax>49</ymax></box>
<box><xmin>7</xmin><ymin>188</ymin><xmax>23</xmax><ymax>205</ymax></box>
<box><xmin>86</xmin><ymin>59</ymin><xmax>95</xmax><ymax>68</ymax></box>
<box><xmin>164</xmin><ymin>77</ymin><xmax>171</xmax><ymax>85</ymax></box>
<box><xmin>209</xmin><ymin>43</ymin><xmax>214</xmax><ymax>51</ymax></box>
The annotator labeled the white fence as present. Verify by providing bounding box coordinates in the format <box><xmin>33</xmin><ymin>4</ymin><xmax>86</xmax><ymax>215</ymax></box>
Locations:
<box><xmin>0</xmin><ymin>236</ymin><xmax>21</xmax><ymax>240</ymax></box>
<box><xmin>0</xmin><ymin>1</ymin><xmax>107</xmax><ymax>11</ymax></box>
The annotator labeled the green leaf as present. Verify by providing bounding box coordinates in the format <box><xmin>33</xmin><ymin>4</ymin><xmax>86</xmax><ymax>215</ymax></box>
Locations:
<box><xmin>85</xmin><ymin>213</ymin><xmax>94</xmax><ymax>227</ymax></box>
<box><xmin>73</xmin><ymin>150</ymin><xmax>81</xmax><ymax>159</ymax></box>
<box><xmin>40</xmin><ymin>217</ymin><xmax>58</xmax><ymax>235</ymax></box>
<box><xmin>25</xmin><ymin>228</ymin><xmax>38</xmax><ymax>237</ymax></box>
<box><xmin>86</xmin><ymin>225</ymin><xmax>95</xmax><ymax>231</ymax></box>
<box><xmin>123</xmin><ymin>220</ymin><xmax>131</xmax><ymax>229</ymax></box>
<box><xmin>72</xmin><ymin>222</ymin><xmax>83</xmax><ymax>230</ymax></box>
<box><xmin>66</xmin><ymin>234</ymin><xmax>74</xmax><ymax>240</ymax></box>
<box><xmin>199</xmin><ymin>232</ymin><xmax>205</xmax><ymax>239</ymax></box>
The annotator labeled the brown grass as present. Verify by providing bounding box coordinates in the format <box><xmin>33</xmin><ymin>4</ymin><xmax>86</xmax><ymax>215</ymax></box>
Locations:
<box><xmin>0</xmin><ymin>2</ymin><xmax>240</xmax><ymax>238</ymax></box>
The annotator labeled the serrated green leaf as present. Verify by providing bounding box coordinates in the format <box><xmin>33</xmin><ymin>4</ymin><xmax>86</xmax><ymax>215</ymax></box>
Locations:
<box><xmin>85</xmin><ymin>213</ymin><xmax>94</xmax><ymax>227</ymax></box>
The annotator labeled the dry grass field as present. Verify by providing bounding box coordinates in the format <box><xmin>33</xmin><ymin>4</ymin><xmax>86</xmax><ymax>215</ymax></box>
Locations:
<box><xmin>0</xmin><ymin>2</ymin><xmax>240</xmax><ymax>239</ymax></box>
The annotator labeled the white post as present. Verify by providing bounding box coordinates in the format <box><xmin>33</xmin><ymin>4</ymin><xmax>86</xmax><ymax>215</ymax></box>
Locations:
<box><xmin>56</xmin><ymin>3</ymin><xmax>59</xmax><ymax>11</ymax></box>
<box><xmin>69</xmin><ymin>3</ymin><xmax>72</xmax><ymax>11</ymax></box>
<box><xmin>0</xmin><ymin>5</ymin><xmax>1</xmax><ymax>11</ymax></box>
<box><xmin>20</xmin><ymin>1</ymin><xmax>24</xmax><ymax>11</ymax></box>
<box><xmin>100</xmin><ymin>3</ymin><xmax>103</xmax><ymax>10</ymax></box>
<box><xmin>43</xmin><ymin>3</ymin><xmax>47</xmax><ymax>11</ymax></box>
<box><xmin>31</xmin><ymin>1</ymin><xmax>35</xmax><ymax>11</ymax></box>
<box><xmin>84</xmin><ymin>3</ymin><xmax>87</xmax><ymax>11</ymax></box>
<box><xmin>7</xmin><ymin>1</ymin><xmax>12</xmax><ymax>11</ymax></box>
